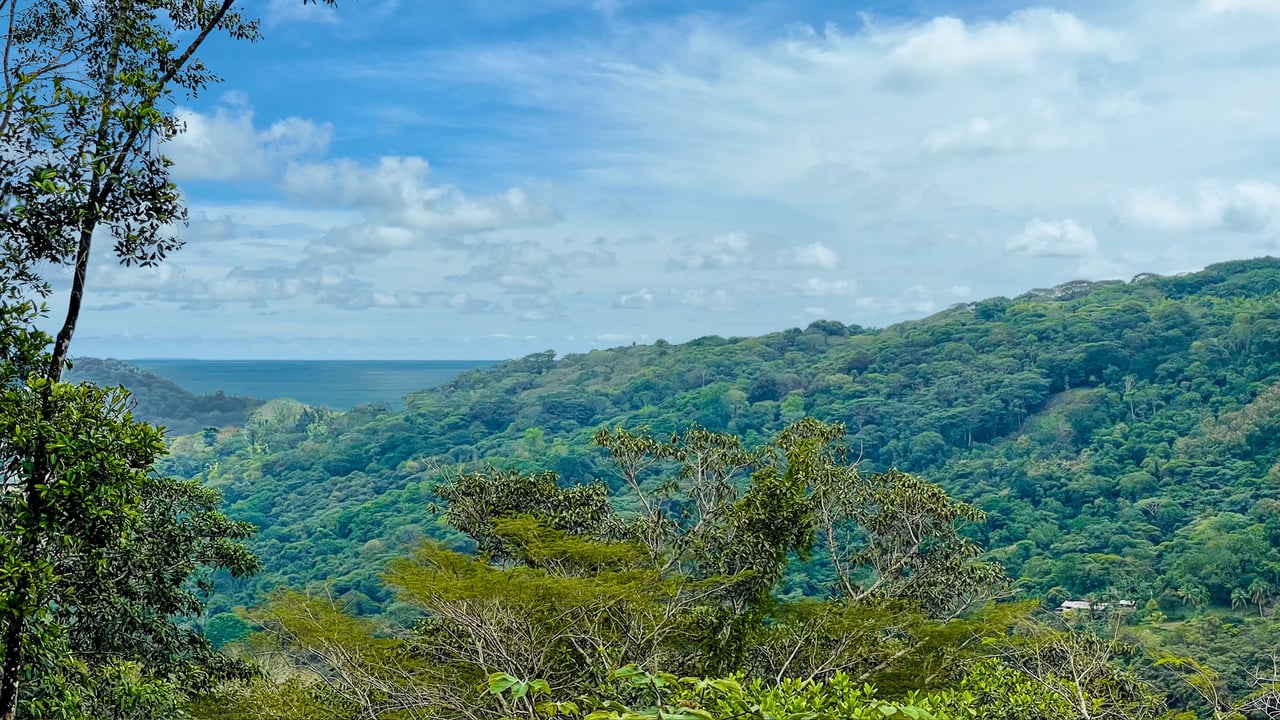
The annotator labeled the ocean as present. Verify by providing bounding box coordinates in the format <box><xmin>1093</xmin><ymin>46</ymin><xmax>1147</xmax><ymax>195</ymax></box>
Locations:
<box><xmin>129</xmin><ymin>359</ymin><xmax>500</xmax><ymax>411</ymax></box>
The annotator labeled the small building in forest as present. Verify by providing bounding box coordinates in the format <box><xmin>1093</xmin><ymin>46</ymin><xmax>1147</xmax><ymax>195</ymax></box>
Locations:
<box><xmin>1057</xmin><ymin>599</ymin><xmax>1136</xmax><ymax>613</ymax></box>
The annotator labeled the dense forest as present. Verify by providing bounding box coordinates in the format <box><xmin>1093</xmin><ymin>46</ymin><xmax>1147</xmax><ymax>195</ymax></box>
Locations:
<box><xmin>18</xmin><ymin>1</ymin><xmax>1280</xmax><ymax>718</ymax></box>
<box><xmin>169</xmin><ymin>258</ymin><xmax>1280</xmax><ymax>611</ymax></box>
<box><xmin>135</xmin><ymin>257</ymin><xmax>1280</xmax><ymax>716</ymax></box>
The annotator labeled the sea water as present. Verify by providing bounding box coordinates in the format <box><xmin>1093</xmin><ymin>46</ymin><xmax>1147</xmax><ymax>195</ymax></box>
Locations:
<box><xmin>129</xmin><ymin>359</ymin><xmax>499</xmax><ymax>411</ymax></box>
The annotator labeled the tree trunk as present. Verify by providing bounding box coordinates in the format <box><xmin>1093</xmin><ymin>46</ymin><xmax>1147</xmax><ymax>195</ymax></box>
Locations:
<box><xmin>0</xmin><ymin>605</ymin><xmax>25</xmax><ymax>720</ymax></box>
<box><xmin>1</xmin><ymin>1</ymin><xmax>242</xmax><ymax>713</ymax></box>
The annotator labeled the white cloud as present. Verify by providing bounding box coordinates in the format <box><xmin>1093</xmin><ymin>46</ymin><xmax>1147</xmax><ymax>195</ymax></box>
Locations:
<box><xmin>283</xmin><ymin>157</ymin><xmax>560</xmax><ymax>251</ymax></box>
<box><xmin>369</xmin><ymin>290</ymin><xmax>430</xmax><ymax>309</ymax></box>
<box><xmin>850</xmin><ymin>285</ymin><xmax>939</xmax><ymax>316</ymax></box>
<box><xmin>667</xmin><ymin>233</ymin><xmax>840</xmax><ymax>272</ymax></box>
<box><xmin>166</xmin><ymin>97</ymin><xmax>332</xmax><ymax>181</ymax></box>
<box><xmin>444</xmin><ymin>292</ymin><xmax>502</xmax><ymax>315</ymax></box>
<box><xmin>883</xmin><ymin>9</ymin><xmax>1131</xmax><ymax>85</ymax></box>
<box><xmin>75</xmin><ymin>2</ymin><xmax>1280</xmax><ymax>359</ymax></box>
<box><xmin>1115</xmin><ymin>181</ymin><xmax>1280</xmax><ymax>233</ymax></box>
<box><xmin>1007</xmin><ymin>219</ymin><xmax>1099</xmax><ymax>257</ymax></box>
<box><xmin>920</xmin><ymin>116</ymin><xmax>1006</xmax><ymax>155</ymax></box>
<box><xmin>497</xmin><ymin>274</ymin><xmax>553</xmax><ymax>294</ymax></box>
<box><xmin>779</xmin><ymin>242</ymin><xmax>841</xmax><ymax>270</ymax></box>
<box><xmin>1197</xmin><ymin>0</ymin><xmax>1280</xmax><ymax>14</ymax></box>
<box><xmin>666</xmin><ymin>231</ymin><xmax>755</xmax><ymax>271</ymax></box>
<box><xmin>916</xmin><ymin>110</ymin><xmax>1091</xmax><ymax>156</ymax></box>
<box><xmin>680</xmin><ymin>288</ymin><xmax>732</xmax><ymax>309</ymax></box>
<box><xmin>614</xmin><ymin>288</ymin><xmax>655</xmax><ymax>309</ymax></box>
<box><xmin>447</xmin><ymin>238</ymin><xmax>614</xmax><ymax>299</ymax></box>
<box><xmin>796</xmin><ymin>277</ymin><xmax>856</xmax><ymax>297</ymax></box>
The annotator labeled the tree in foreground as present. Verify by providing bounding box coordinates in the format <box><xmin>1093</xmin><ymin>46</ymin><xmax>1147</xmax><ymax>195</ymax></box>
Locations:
<box><xmin>0</xmin><ymin>379</ymin><xmax>260</xmax><ymax>717</ymax></box>
<box><xmin>0</xmin><ymin>1</ymin><xmax>329</xmax><ymax>717</ymax></box>
<box><xmin>193</xmin><ymin>420</ymin><xmax>1180</xmax><ymax>720</ymax></box>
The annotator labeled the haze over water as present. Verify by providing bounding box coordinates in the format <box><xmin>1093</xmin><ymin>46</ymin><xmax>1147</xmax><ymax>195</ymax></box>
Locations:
<box><xmin>129</xmin><ymin>359</ymin><xmax>498</xmax><ymax>410</ymax></box>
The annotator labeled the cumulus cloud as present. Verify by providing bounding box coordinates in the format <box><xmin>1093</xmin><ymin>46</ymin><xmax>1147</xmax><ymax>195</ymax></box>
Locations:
<box><xmin>883</xmin><ymin>9</ymin><xmax>1131</xmax><ymax>87</ymax></box>
<box><xmin>1115</xmin><ymin>181</ymin><xmax>1280</xmax><ymax>233</ymax></box>
<box><xmin>80</xmin><ymin>2</ymin><xmax>1280</xmax><ymax>359</ymax></box>
<box><xmin>456</xmin><ymin>239</ymin><xmax>614</xmax><ymax>282</ymax></box>
<box><xmin>917</xmin><ymin>112</ymin><xmax>1089</xmax><ymax>156</ymax></box>
<box><xmin>667</xmin><ymin>232</ymin><xmax>840</xmax><ymax>272</ymax></box>
<box><xmin>166</xmin><ymin>96</ymin><xmax>332</xmax><ymax>181</ymax></box>
<box><xmin>778</xmin><ymin>242</ymin><xmax>841</xmax><ymax>270</ymax></box>
<box><xmin>285</xmin><ymin>157</ymin><xmax>559</xmax><ymax>251</ymax></box>
<box><xmin>796</xmin><ymin>277</ymin><xmax>857</xmax><ymax>297</ymax></box>
<box><xmin>614</xmin><ymin>288</ymin><xmax>655</xmax><ymax>309</ymax></box>
<box><xmin>919</xmin><ymin>116</ymin><xmax>1007</xmax><ymax>155</ymax></box>
<box><xmin>680</xmin><ymin>288</ymin><xmax>732</xmax><ymax>310</ymax></box>
<box><xmin>496</xmin><ymin>274</ymin><xmax>553</xmax><ymax>294</ymax></box>
<box><xmin>1006</xmin><ymin>219</ymin><xmax>1099</xmax><ymax>257</ymax></box>
<box><xmin>445</xmin><ymin>293</ymin><xmax>503</xmax><ymax>315</ymax></box>
<box><xmin>853</xmin><ymin>285</ymin><xmax>938</xmax><ymax>316</ymax></box>
<box><xmin>370</xmin><ymin>290</ymin><xmax>432</xmax><ymax>309</ymax></box>
<box><xmin>1197</xmin><ymin>0</ymin><xmax>1280</xmax><ymax>14</ymax></box>
<box><xmin>511</xmin><ymin>294</ymin><xmax>568</xmax><ymax>322</ymax></box>
<box><xmin>666</xmin><ymin>231</ymin><xmax>754</xmax><ymax>271</ymax></box>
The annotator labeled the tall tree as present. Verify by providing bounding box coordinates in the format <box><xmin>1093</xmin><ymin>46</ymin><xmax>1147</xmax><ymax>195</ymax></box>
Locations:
<box><xmin>0</xmin><ymin>1</ymin><xmax>330</xmax><ymax>716</ymax></box>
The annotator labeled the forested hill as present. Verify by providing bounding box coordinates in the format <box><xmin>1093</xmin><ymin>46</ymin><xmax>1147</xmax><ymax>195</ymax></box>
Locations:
<box><xmin>169</xmin><ymin>257</ymin><xmax>1280</xmax><ymax>618</ymax></box>
<box><xmin>67</xmin><ymin>357</ymin><xmax>263</xmax><ymax>435</ymax></box>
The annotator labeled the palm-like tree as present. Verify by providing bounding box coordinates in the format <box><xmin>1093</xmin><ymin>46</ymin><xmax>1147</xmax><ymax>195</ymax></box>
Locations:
<box><xmin>1231</xmin><ymin>587</ymin><xmax>1250</xmax><ymax>613</ymax></box>
<box><xmin>1179</xmin><ymin>584</ymin><xmax>1209</xmax><ymax>610</ymax></box>
<box><xmin>1248</xmin><ymin>578</ymin><xmax>1272</xmax><ymax>617</ymax></box>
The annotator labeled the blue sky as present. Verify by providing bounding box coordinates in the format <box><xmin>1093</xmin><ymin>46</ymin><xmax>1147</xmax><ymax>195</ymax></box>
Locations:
<box><xmin>56</xmin><ymin>0</ymin><xmax>1280</xmax><ymax>359</ymax></box>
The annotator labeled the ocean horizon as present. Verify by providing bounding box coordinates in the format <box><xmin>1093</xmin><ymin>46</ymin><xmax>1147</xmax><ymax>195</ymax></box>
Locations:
<box><xmin>126</xmin><ymin>358</ymin><xmax>501</xmax><ymax>411</ymax></box>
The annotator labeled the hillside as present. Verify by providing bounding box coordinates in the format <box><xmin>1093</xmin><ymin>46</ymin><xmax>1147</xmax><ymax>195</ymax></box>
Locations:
<box><xmin>167</xmin><ymin>258</ymin><xmax>1280</xmax><ymax>626</ymax></box>
<box><xmin>67</xmin><ymin>357</ymin><xmax>263</xmax><ymax>435</ymax></box>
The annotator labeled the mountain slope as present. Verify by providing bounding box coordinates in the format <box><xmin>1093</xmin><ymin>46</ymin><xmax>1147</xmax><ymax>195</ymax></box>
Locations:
<box><xmin>165</xmin><ymin>257</ymin><xmax>1280</xmax><ymax>615</ymax></box>
<box><xmin>67</xmin><ymin>357</ymin><xmax>263</xmax><ymax>435</ymax></box>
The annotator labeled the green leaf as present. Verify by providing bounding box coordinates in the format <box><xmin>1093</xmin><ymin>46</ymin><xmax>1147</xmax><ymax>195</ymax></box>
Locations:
<box><xmin>488</xmin><ymin>672</ymin><xmax>520</xmax><ymax>696</ymax></box>
<box><xmin>707</xmin><ymin>678</ymin><xmax>743</xmax><ymax>696</ymax></box>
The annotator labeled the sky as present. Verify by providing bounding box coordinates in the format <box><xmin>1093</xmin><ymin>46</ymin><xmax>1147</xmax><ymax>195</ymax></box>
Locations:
<box><xmin>53</xmin><ymin>0</ymin><xmax>1280</xmax><ymax>360</ymax></box>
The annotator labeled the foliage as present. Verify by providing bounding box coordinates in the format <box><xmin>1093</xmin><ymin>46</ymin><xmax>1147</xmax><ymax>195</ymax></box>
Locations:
<box><xmin>163</xmin><ymin>260</ymin><xmax>1280</xmax><ymax>632</ymax></box>
<box><xmin>0</xmin><ymin>380</ymin><xmax>259</xmax><ymax>717</ymax></box>
<box><xmin>193</xmin><ymin>422</ymin><xmax>1147</xmax><ymax>719</ymax></box>
<box><xmin>0</xmin><ymin>0</ymin><xmax>334</xmax><ymax>715</ymax></box>
<box><xmin>143</xmin><ymin>257</ymin><xmax>1280</xmax><ymax>711</ymax></box>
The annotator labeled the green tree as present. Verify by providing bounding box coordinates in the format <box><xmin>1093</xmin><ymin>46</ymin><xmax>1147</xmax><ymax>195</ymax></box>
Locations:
<box><xmin>1246</xmin><ymin>577</ymin><xmax>1271</xmax><ymax>617</ymax></box>
<box><xmin>224</xmin><ymin>420</ymin><xmax>1027</xmax><ymax>717</ymax></box>
<box><xmin>0</xmin><ymin>381</ymin><xmax>259</xmax><ymax>717</ymax></box>
<box><xmin>0</xmin><ymin>1</ymin><xmax>330</xmax><ymax>716</ymax></box>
